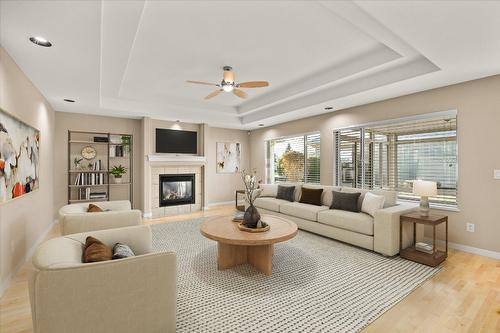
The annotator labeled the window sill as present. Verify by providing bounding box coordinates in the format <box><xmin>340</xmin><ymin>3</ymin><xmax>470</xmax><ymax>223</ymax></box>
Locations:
<box><xmin>397</xmin><ymin>199</ymin><xmax>460</xmax><ymax>213</ymax></box>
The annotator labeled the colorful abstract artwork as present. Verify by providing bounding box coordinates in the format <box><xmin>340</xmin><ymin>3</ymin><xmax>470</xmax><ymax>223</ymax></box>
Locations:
<box><xmin>216</xmin><ymin>142</ymin><xmax>241</xmax><ymax>173</ymax></box>
<box><xmin>0</xmin><ymin>109</ymin><xmax>40</xmax><ymax>203</ymax></box>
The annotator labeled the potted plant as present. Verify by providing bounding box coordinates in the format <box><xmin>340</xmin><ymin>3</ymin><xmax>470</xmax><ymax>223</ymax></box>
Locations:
<box><xmin>121</xmin><ymin>135</ymin><xmax>131</xmax><ymax>153</ymax></box>
<box><xmin>110</xmin><ymin>164</ymin><xmax>127</xmax><ymax>183</ymax></box>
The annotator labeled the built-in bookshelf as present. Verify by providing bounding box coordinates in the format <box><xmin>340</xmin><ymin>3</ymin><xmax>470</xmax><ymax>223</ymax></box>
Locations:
<box><xmin>67</xmin><ymin>130</ymin><xmax>133</xmax><ymax>205</ymax></box>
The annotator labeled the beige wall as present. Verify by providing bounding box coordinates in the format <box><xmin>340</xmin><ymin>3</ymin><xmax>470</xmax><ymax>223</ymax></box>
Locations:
<box><xmin>250</xmin><ymin>75</ymin><xmax>500</xmax><ymax>253</ymax></box>
<box><xmin>206</xmin><ymin>127</ymin><xmax>250</xmax><ymax>204</ymax></box>
<box><xmin>53</xmin><ymin>112</ymin><xmax>143</xmax><ymax>214</ymax></box>
<box><xmin>0</xmin><ymin>48</ymin><xmax>55</xmax><ymax>294</ymax></box>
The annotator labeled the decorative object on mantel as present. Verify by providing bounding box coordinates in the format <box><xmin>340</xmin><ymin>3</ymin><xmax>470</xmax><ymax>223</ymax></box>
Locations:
<box><xmin>0</xmin><ymin>108</ymin><xmax>40</xmax><ymax>203</ymax></box>
<box><xmin>413</xmin><ymin>180</ymin><xmax>437</xmax><ymax>217</ymax></box>
<box><xmin>216</xmin><ymin>142</ymin><xmax>241</xmax><ymax>173</ymax></box>
<box><xmin>240</xmin><ymin>169</ymin><xmax>264</xmax><ymax>230</ymax></box>
<box><xmin>110</xmin><ymin>164</ymin><xmax>127</xmax><ymax>184</ymax></box>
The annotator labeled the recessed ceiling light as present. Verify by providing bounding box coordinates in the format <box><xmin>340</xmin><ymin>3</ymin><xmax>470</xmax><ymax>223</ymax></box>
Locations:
<box><xmin>29</xmin><ymin>36</ymin><xmax>52</xmax><ymax>47</ymax></box>
<box><xmin>324</xmin><ymin>106</ymin><xmax>333</xmax><ymax>110</ymax></box>
<box><xmin>63</xmin><ymin>99</ymin><xmax>75</xmax><ymax>103</ymax></box>
<box><xmin>258</xmin><ymin>124</ymin><xmax>264</xmax><ymax>127</ymax></box>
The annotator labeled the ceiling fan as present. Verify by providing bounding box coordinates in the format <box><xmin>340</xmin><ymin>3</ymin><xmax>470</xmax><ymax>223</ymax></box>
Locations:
<box><xmin>187</xmin><ymin>66</ymin><xmax>269</xmax><ymax>100</ymax></box>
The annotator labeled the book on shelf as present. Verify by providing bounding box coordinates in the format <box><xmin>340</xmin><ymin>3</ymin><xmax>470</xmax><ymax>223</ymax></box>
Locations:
<box><xmin>74</xmin><ymin>160</ymin><xmax>105</xmax><ymax>185</ymax></box>
<box><xmin>110</xmin><ymin>145</ymin><xmax>124</xmax><ymax>157</ymax></box>
<box><xmin>415</xmin><ymin>242</ymin><xmax>434</xmax><ymax>254</ymax></box>
<box><xmin>77</xmin><ymin>189</ymin><xmax>107</xmax><ymax>201</ymax></box>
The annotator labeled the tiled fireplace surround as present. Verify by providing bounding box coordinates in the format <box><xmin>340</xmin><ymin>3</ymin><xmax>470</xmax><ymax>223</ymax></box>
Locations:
<box><xmin>151</xmin><ymin>165</ymin><xmax>203</xmax><ymax>218</ymax></box>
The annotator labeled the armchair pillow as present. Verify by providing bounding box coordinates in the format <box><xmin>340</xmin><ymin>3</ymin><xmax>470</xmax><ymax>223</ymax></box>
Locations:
<box><xmin>330</xmin><ymin>190</ymin><xmax>361</xmax><ymax>212</ymax></box>
<box><xmin>83</xmin><ymin>236</ymin><xmax>112</xmax><ymax>263</ymax></box>
<box><xmin>276</xmin><ymin>185</ymin><xmax>295</xmax><ymax>202</ymax></box>
<box><xmin>299</xmin><ymin>187</ymin><xmax>323</xmax><ymax>206</ymax></box>
<box><xmin>361</xmin><ymin>192</ymin><xmax>386</xmax><ymax>217</ymax></box>
<box><xmin>112</xmin><ymin>243</ymin><xmax>135</xmax><ymax>259</ymax></box>
<box><xmin>87</xmin><ymin>204</ymin><xmax>104</xmax><ymax>213</ymax></box>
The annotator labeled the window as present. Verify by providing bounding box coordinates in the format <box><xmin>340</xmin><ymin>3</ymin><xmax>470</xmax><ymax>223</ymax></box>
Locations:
<box><xmin>335</xmin><ymin>113</ymin><xmax>457</xmax><ymax>206</ymax></box>
<box><xmin>267</xmin><ymin>133</ymin><xmax>320</xmax><ymax>184</ymax></box>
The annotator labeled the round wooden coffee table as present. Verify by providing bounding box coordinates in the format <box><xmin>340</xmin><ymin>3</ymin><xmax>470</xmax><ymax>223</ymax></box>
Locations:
<box><xmin>200</xmin><ymin>214</ymin><xmax>298</xmax><ymax>276</ymax></box>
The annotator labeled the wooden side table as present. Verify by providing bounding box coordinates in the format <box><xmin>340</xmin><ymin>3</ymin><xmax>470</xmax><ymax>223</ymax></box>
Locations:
<box><xmin>400</xmin><ymin>212</ymin><xmax>448</xmax><ymax>267</ymax></box>
<box><xmin>235</xmin><ymin>190</ymin><xmax>245</xmax><ymax>211</ymax></box>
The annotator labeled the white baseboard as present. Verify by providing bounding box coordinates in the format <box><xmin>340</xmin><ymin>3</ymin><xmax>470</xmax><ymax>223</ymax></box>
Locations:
<box><xmin>208</xmin><ymin>200</ymin><xmax>244</xmax><ymax>208</ymax></box>
<box><xmin>423</xmin><ymin>237</ymin><xmax>500</xmax><ymax>260</ymax></box>
<box><xmin>0</xmin><ymin>219</ymin><xmax>58</xmax><ymax>297</ymax></box>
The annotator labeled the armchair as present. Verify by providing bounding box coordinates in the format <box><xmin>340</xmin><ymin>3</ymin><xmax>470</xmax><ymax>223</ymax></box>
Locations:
<box><xmin>29</xmin><ymin>225</ymin><xmax>176</xmax><ymax>333</ymax></box>
<box><xmin>59</xmin><ymin>200</ymin><xmax>142</xmax><ymax>235</ymax></box>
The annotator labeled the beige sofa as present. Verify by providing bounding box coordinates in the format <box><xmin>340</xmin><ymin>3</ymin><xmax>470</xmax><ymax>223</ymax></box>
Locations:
<box><xmin>254</xmin><ymin>184</ymin><xmax>417</xmax><ymax>256</ymax></box>
<box><xmin>59</xmin><ymin>200</ymin><xmax>142</xmax><ymax>235</ymax></box>
<box><xmin>29</xmin><ymin>225</ymin><xmax>177</xmax><ymax>333</ymax></box>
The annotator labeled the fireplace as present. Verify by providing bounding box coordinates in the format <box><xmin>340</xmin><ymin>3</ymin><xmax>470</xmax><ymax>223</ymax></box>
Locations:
<box><xmin>159</xmin><ymin>174</ymin><xmax>195</xmax><ymax>207</ymax></box>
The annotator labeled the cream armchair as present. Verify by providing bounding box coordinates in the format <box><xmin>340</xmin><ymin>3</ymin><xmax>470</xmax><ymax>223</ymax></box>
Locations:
<box><xmin>29</xmin><ymin>225</ymin><xmax>177</xmax><ymax>333</ymax></box>
<box><xmin>59</xmin><ymin>200</ymin><xmax>142</xmax><ymax>235</ymax></box>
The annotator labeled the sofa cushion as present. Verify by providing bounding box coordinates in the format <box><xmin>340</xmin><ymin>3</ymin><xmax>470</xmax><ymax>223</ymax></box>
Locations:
<box><xmin>299</xmin><ymin>187</ymin><xmax>323</xmax><ymax>206</ymax></box>
<box><xmin>317</xmin><ymin>209</ymin><xmax>374</xmax><ymax>236</ymax></box>
<box><xmin>361</xmin><ymin>192</ymin><xmax>385</xmax><ymax>217</ymax></box>
<box><xmin>280</xmin><ymin>202</ymin><xmax>329</xmax><ymax>221</ymax></box>
<box><xmin>341</xmin><ymin>187</ymin><xmax>397</xmax><ymax>208</ymax></box>
<box><xmin>254</xmin><ymin>197</ymin><xmax>290</xmax><ymax>212</ymax></box>
<box><xmin>276</xmin><ymin>185</ymin><xmax>295</xmax><ymax>202</ymax></box>
<box><xmin>259</xmin><ymin>184</ymin><xmax>278</xmax><ymax>197</ymax></box>
<box><xmin>331</xmin><ymin>190</ymin><xmax>361</xmax><ymax>212</ymax></box>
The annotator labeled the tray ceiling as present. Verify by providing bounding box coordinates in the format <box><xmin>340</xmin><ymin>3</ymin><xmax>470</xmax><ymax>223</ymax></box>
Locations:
<box><xmin>1</xmin><ymin>1</ymin><xmax>499</xmax><ymax>129</ymax></box>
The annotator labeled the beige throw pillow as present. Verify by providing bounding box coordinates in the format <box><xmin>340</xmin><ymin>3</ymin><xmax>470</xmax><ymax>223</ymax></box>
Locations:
<box><xmin>361</xmin><ymin>192</ymin><xmax>385</xmax><ymax>217</ymax></box>
<box><xmin>259</xmin><ymin>184</ymin><xmax>278</xmax><ymax>197</ymax></box>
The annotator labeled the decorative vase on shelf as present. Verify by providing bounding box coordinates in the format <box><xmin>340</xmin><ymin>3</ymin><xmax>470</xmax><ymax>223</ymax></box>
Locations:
<box><xmin>114</xmin><ymin>176</ymin><xmax>122</xmax><ymax>184</ymax></box>
<box><xmin>243</xmin><ymin>204</ymin><xmax>261</xmax><ymax>228</ymax></box>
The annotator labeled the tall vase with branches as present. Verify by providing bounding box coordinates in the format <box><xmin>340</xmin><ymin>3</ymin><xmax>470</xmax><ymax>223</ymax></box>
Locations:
<box><xmin>241</xmin><ymin>169</ymin><xmax>261</xmax><ymax>228</ymax></box>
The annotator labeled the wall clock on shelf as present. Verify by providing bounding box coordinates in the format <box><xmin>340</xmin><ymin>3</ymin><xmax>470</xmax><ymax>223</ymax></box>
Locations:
<box><xmin>81</xmin><ymin>146</ymin><xmax>97</xmax><ymax>160</ymax></box>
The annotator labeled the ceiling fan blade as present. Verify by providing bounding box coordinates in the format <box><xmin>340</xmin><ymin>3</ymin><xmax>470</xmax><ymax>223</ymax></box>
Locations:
<box><xmin>187</xmin><ymin>80</ymin><xmax>218</xmax><ymax>86</ymax></box>
<box><xmin>204</xmin><ymin>89</ymin><xmax>223</xmax><ymax>100</ymax></box>
<box><xmin>233</xmin><ymin>89</ymin><xmax>247</xmax><ymax>99</ymax></box>
<box><xmin>237</xmin><ymin>81</ymin><xmax>269</xmax><ymax>88</ymax></box>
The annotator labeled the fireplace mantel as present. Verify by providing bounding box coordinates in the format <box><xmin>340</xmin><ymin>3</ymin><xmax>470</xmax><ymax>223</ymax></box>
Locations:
<box><xmin>147</xmin><ymin>154</ymin><xmax>206</xmax><ymax>165</ymax></box>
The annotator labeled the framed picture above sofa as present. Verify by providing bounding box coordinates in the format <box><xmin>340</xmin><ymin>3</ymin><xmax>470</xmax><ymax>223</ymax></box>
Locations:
<box><xmin>0</xmin><ymin>108</ymin><xmax>40</xmax><ymax>203</ymax></box>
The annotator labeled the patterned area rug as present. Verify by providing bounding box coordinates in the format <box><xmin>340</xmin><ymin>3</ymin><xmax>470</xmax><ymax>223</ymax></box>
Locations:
<box><xmin>151</xmin><ymin>218</ymin><xmax>441</xmax><ymax>333</ymax></box>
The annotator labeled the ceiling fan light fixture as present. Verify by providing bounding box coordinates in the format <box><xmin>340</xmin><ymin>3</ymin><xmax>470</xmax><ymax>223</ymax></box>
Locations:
<box><xmin>222</xmin><ymin>66</ymin><xmax>234</xmax><ymax>83</ymax></box>
<box><xmin>222</xmin><ymin>84</ymin><xmax>234</xmax><ymax>92</ymax></box>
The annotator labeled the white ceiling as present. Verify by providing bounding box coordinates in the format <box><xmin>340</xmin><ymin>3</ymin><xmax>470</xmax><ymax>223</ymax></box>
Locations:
<box><xmin>1</xmin><ymin>1</ymin><xmax>499</xmax><ymax>129</ymax></box>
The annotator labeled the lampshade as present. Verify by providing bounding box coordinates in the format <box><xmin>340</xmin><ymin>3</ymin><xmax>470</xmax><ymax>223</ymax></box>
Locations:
<box><xmin>413</xmin><ymin>180</ymin><xmax>437</xmax><ymax>197</ymax></box>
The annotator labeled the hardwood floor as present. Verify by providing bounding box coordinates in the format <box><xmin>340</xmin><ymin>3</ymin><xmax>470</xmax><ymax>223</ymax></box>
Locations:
<box><xmin>1</xmin><ymin>205</ymin><xmax>498</xmax><ymax>333</ymax></box>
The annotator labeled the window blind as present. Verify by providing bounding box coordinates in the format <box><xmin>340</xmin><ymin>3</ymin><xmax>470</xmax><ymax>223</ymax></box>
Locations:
<box><xmin>335</xmin><ymin>114</ymin><xmax>457</xmax><ymax>206</ymax></box>
<box><xmin>267</xmin><ymin>133</ymin><xmax>321</xmax><ymax>184</ymax></box>
<box><xmin>305</xmin><ymin>133</ymin><xmax>321</xmax><ymax>183</ymax></box>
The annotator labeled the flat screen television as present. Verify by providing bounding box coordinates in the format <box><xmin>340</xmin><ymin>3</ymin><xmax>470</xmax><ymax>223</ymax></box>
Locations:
<box><xmin>155</xmin><ymin>128</ymin><xmax>197</xmax><ymax>154</ymax></box>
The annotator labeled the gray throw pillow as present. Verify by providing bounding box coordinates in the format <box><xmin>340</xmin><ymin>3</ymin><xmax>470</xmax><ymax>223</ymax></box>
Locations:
<box><xmin>112</xmin><ymin>243</ymin><xmax>135</xmax><ymax>260</ymax></box>
<box><xmin>330</xmin><ymin>190</ymin><xmax>361</xmax><ymax>212</ymax></box>
<box><xmin>276</xmin><ymin>185</ymin><xmax>295</xmax><ymax>202</ymax></box>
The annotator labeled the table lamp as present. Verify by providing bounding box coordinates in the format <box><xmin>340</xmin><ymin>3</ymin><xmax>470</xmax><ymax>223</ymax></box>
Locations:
<box><xmin>413</xmin><ymin>180</ymin><xmax>437</xmax><ymax>217</ymax></box>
